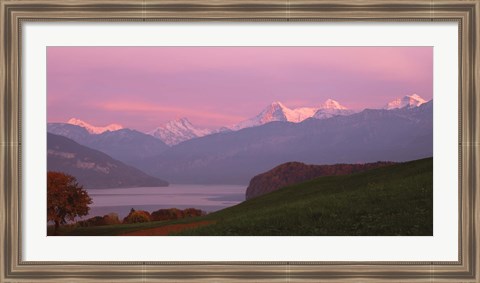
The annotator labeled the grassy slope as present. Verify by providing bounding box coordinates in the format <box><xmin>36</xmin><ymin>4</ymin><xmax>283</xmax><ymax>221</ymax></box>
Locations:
<box><xmin>63</xmin><ymin>157</ymin><xmax>432</xmax><ymax>236</ymax></box>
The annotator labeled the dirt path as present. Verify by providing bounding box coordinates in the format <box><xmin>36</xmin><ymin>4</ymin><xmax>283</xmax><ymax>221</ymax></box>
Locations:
<box><xmin>119</xmin><ymin>220</ymin><xmax>214</xmax><ymax>236</ymax></box>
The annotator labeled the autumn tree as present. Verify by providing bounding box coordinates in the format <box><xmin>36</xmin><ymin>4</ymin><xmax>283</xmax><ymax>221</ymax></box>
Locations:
<box><xmin>123</xmin><ymin>208</ymin><xmax>151</xmax><ymax>224</ymax></box>
<box><xmin>47</xmin><ymin>171</ymin><xmax>92</xmax><ymax>235</ymax></box>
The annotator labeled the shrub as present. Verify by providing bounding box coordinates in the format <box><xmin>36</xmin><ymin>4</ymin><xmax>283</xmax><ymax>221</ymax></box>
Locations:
<box><xmin>123</xmin><ymin>209</ymin><xmax>151</xmax><ymax>224</ymax></box>
<box><xmin>77</xmin><ymin>213</ymin><xmax>123</xmax><ymax>227</ymax></box>
<box><xmin>151</xmin><ymin>208</ymin><xmax>183</xmax><ymax>221</ymax></box>
<box><xmin>103</xmin><ymin>213</ymin><xmax>121</xmax><ymax>225</ymax></box>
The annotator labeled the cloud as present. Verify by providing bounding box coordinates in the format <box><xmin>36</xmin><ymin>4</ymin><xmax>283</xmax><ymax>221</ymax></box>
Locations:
<box><xmin>95</xmin><ymin>101</ymin><xmax>245</xmax><ymax>126</ymax></box>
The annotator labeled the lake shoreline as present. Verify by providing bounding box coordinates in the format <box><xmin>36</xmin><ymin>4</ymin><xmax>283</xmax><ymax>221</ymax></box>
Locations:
<box><xmin>82</xmin><ymin>184</ymin><xmax>247</xmax><ymax>219</ymax></box>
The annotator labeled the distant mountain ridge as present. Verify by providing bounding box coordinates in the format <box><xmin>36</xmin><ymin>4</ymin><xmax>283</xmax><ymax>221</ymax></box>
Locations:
<box><xmin>47</xmin><ymin>133</ymin><xmax>169</xmax><ymax>189</ymax></box>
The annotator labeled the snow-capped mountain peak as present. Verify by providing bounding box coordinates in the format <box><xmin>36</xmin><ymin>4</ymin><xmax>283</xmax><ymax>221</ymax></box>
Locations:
<box><xmin>270</xmin><ymin>101</ymin><xmax>287</xmax><ymax>108</ymax></box>
<box><xmin>164</xmin><ymin>118</ymin><xmax>194</xmax><ymax>131</ymax></box>
<box><xmin>67</xmin><ymin>118</ymin><xmax>123</xmax><ymax>134</ymax></box>
<box><xmin>231</xmin><ymin>99</ymin><xmax>351</xmax><ymax>131</ymax></box>
<box><xmin>258</xmin><ymin>101</ymin><xmax>292</xmax><ymax>123</ymax></box>
<box><xmin>384</xmin><ymin>94</ymin><xmax>427</xmax><ymax>110</ymax></box>
<box><xmin>313</xmin><ymin>99</ymin><xmax>353</xmax><ymax>119</ymax></box>
<box><xmin>148</xmin><ymin>117</ymin><xmax>212</xmax><ymax>146</ymax></box>
<box><xmin>230</xmin><ymin>101</ymin><xmax>294</xmax><ymax>130</ymax></box>
<box><xmin>320</xmin><ymin>99</ymin><xmax>348</xmax><ymax>110</ymax></box>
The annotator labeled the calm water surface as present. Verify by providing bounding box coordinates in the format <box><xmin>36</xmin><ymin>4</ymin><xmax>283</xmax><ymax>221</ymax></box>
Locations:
<box><xmin>85</xmin><ymin>184</ymin><xmax>246</xmax><ymax>218</ymax></box>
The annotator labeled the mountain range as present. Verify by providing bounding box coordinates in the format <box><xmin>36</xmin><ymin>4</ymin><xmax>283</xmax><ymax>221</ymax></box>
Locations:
<box><xmin>49</xmin><ymin>94</ymin><xmax>427</xmax><ymax>147</ymax></box>
<box><xmin>146</xmin><ymin>94</ymin><xmax>425</xmax><ymax>144</ymax></box>
<box><xmin>137</xmin><ymin>100</ymin><xmax>432</xmax><ymax>184</ymax></box>
<box><xmin>144</xmin><ymin>98</ymin><xmax>354</xmax><ymax>145</ymax></box>
<box><xmin>47</xmin><ymin>94</ymin><xmax>431</xmax><ymax>185</ymax></box>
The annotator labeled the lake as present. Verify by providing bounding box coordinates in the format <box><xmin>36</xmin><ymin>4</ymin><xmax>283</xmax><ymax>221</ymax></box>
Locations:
<box><xmin>84</xmin><ymin>184</ymin><xmax>246</xmax><ymax>219</ymax></box>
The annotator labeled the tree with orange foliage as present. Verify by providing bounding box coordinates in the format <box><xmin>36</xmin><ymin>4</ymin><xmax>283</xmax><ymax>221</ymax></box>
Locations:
<box><xmin>123</xmin><ymin>208</ymin><xmax>151</xmax><ymax>224</ymax></box>
<box><xmin>47</xmin><ymin>171</ymin><xmax>92</xmax><ymax>235</ymax></box>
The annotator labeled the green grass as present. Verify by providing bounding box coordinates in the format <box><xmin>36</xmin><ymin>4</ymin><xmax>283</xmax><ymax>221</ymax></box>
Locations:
<box><xmin>60</xmin><ymin>157</ymin><xmax>433</xmax><ymax>236</ymax></box>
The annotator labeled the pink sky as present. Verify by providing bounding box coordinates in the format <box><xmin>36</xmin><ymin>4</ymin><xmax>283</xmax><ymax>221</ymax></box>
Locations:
<box><xmin>47</xmin><ymin>47</ymin><xmax>433</xmax><ymax>131</ymax></box>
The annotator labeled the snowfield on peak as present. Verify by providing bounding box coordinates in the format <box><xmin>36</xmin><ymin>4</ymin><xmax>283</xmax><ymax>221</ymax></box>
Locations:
<box><xmin>231</xmin><ymin>99</ymin><xmax>353</xmax><ymax>130</ymax></box>
<box><xmin>67</xmin><ymin>118</ymin><xmax>123</xmax><ymax>134</ymax></box>
<box><xmin>384</xmin><ymin>94</ymin><xmax>427</xmax><ymax>110</ymax></box>
<box><xmin>320</xmin><ymin>98</ymin><xmax>348</xmax><ymax>110</ymax></box>
<box><xmin>313</xmin><ymin>99</ymin><xmax>354</xmax><ymax>119</ymax></box>
<box><xmin>148</xmin><ymin>118</ymin><xmax>212</xmax><ymax>146</ymax></box>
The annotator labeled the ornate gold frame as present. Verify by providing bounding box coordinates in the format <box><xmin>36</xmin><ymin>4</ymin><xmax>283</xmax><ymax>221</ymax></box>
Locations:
<box><xmin>1</xmin><ymin>0</ymin><xmax>479</xmax><ymax>281</ymax></box>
